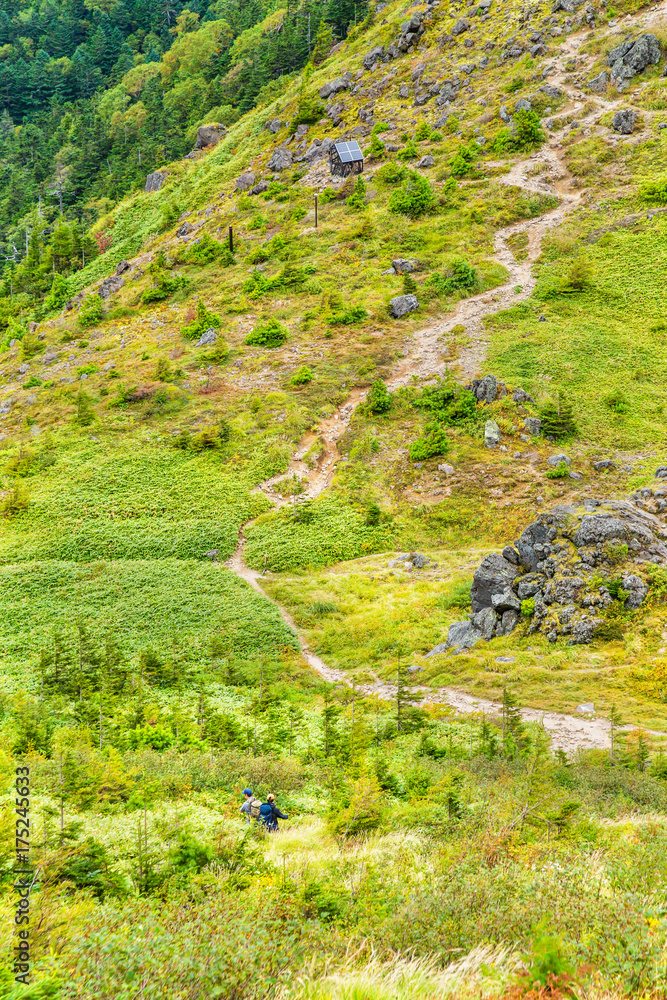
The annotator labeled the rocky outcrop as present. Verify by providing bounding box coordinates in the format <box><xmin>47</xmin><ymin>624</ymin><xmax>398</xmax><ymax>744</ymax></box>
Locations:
<box><xmin>612</xmin><ymin>109</ymin><xmax>637</xmax><ymax>134</ymax></box>
<box><xmin>98</xmin><ymin>274</ymin><xmax>124</xmax><ymax>300</ymax></box>
<box><xmin>235</xmin><ymin>171</ymin><xmax>256</xmax><ymax>191</ymax></box>
<box><xmin>362</xmin><ymin>10</ymin><xmax>426</xmax><ymax>70</ymax></box>
<box><xmin>389</xmin><ymin>294</ymin><xmax>419</xmax><ymax>318</ymax></box>
<box><xmin>268</xmin><ymin>147</ymin><xmax>293</xmax><ymax>171</ymax></box>
<box><xmin>608</xmin><ymin>34</ymin><xmax>661</xmax><ymax>89</ymax></box>
<box><xmin>438</xmin><ymin>493</ymin><xmax>667</xmax><ymax>653</ymax></box>
<box><xmin>145</xmin><ymin>171</ymin><xmax>167</xmax><ymax>193</ymax></box>
<box><xmin>194</xmin><ymin>125</ymin><xmax>226</xmax><ymax>150</ymax></box>
<box><xmin>319</xmin><ymin>73</ymin><xmax>352</xmax><ymax>99</ymax></box>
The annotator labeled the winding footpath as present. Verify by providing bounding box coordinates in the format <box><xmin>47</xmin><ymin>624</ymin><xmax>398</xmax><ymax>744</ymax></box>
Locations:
<box><xmin>226</xmin><ymin>8</ymin><xmax>667</xmax><ymax>752</ymax></box>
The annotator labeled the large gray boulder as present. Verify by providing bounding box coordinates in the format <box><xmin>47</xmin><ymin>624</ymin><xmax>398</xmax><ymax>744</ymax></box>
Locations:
<box><xmin>452</xmin><ymin>17</ymin><xmax>471</xmax><ymax>34</ymax></box>
<box><xmin>587</xmin><ymin>71</ymin><xmax>608</xmax><ymax>92</ymax></box>
<box><xmin>195</xmin><ymin>328</ymin><xmax>218</xmax><ymax>347</ymax></box>
<box><xmin>268</xmin><ymin>147</ymin><xmax>293</xmax><ymax>171</ymax></box>
<box><xmin>195</xmin><ymin>125</ymin><xmax>226</xmax><ymax>150</ymax></box>
<box><xmin>363</xmin><ymin>46</ymin><xmax>385</xmax><ymax>69</ymax></box>
<box><xmin>608</xmin><ymin>34</ymin><xmax>661</xmax><ymax>87</ymax></box>
<box><xmin>471</xmin><ymin>552</ymin><xmax>521</xmax><ymax>613</ymax></box>
<box><xmin>319</xmin><ymin>76</ymin><xmax>351</xmax><ymax>99</ymax></box>
<box><xmin>145</xmin><ymin>171</ymin><xmax>167</xmax><ymax>193</ymax></box>
<box><xmin>443</xmin><ymin>620</ymin><xmax>482</xmax><ymax>653</ymax></box>
<box><xmin>235</xmin><ymin>171</ymin><xmax>256</xmax><ymax>191</ymax></box>
<box><xmin>484</xmin><ymin>420</ymin><xmax>500</xmax><ymax>448</ymax></box>
<box><xmin>98</xmin><ymin>274</ymin><xmax>124</xmax><ymax>300</ymax></box>
<box><xmin>622</xmin><ymin>573</ymin><xmax>649</xmax><ymax>609</ymax></box>
<box><xmin>389</xmin><ymin>294</ymin><xmax>419</xmax><ymax>318</ymax></box>
<box><xmin>612</xmin><ymin>109</ymin><xmax>637</xmax><ymax>134</ymax></box>
<box><xmin>471</xmin><ymin>375</ymin><xmax>500</xmax><ymax>403</ymax></box>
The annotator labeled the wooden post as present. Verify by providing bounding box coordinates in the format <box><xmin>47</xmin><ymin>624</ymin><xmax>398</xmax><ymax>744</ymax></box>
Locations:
<box><xmin>228</xmin><ymin>226</ymin><xmax>234</xmax><ymax>254</ymax></box>
<box><xmin>314</xmin><ymin>195</ymin><xmax>318</xmax><ymax>228</ymax></box>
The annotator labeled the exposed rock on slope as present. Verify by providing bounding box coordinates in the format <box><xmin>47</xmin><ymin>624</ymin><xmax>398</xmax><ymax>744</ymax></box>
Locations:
<box><xmin>442</xmin><ymin>491</ymin><xmax>667</xmax><ymax>652</ymax></box>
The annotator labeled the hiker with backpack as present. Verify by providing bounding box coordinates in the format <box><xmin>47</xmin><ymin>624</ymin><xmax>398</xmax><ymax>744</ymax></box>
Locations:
<box><xmin>240</xmin><ymin>788</ymin><xmax>262</xmax><ymax>824</ymax></box>
<box><xmin>262</xmin><ymin>793</ymin><xmax>289</xmax><ymax>832</ymax></box>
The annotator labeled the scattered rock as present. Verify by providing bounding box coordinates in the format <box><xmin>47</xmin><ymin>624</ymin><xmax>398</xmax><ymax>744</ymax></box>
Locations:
<box><xmin>608</xmin><ymin>33</ymin><xmax>661</xmax><ymax>89</ymax></box>
<box><xmin>398</xmin><ymin>83</ymin><xmax>410</xmax><ymax>98</ymax></box>
<box><xmin>267</xmin><ymin>147</ymin><xmax>293</xmax><ymax>171</ymax></box>
<box><xmin>503</xmin><ymin>545</ymin><xmax>520</xmax><ymax>565</ymax></box>
<box><xmin>471</xmin><ymin>374</ymin><xmax>499</xmax><ymax>403</ymax></box>
<box><xmin>116</xmin><ymin>260</ymin><xmax>131</xmax><ymax>275</ymax></box>
<box><xmin>251</xmin><ymin>181</ymin><xmax>269</xmax><ymax>195</ymax></box>
<box><xmin>577</xmin><ymin>703</ymin><xmax>595</xmax><ymax>714</ymax></box>
<box><xmin>195</xmin><ymin>328</ymin><xmax>218</xmax><ymax>347</ymax></box>
<box><xmin>98</xmin><ymin>274</ymin><xmax>124</xmax><ymax>300</ymax></box>
<box><xmin>204</xmin><ymin>549</ymin><xmax>219</xmax><ymax>560</ymax></box>
<box><xmin>319</xmin><ymin>75</ymin><xmax>351</xmax><ymax>99</ymax></box>
<box><xmin>656</xmin><ymin>466</ymin><xmax>667</xmax><ymax>479</ymax></box>
<box><xmin>484</xmin><ymin>419</ymin><xmax>501</xmax><ymax>449</ymax></box>
<box><xmin>452</xmin><ymin>17</ymin><xmax>471</xmax><ymax>34</ymax></box>
<box><xmin>622</xmin><ymin>573</ymin><xmax>649</xmax><ymax>609</ymax></box>
<box><xmin>611</xmin><ymin>109</ymin><xmax>637</xmax><ymax>134</ymax></box>
<box><xmin>443</xmin><ymin>620</ymin><xmax>483</xmax><ymax>653</ymax></box>
<box><xmin>267</xmin><ymin>118</ymin><xmax>282</xmax><ymax>133</ymax></box>
<box><xmin>389</xmin><ymin>294</ymin><xmax>419</xmax><ymax>318</ymax></box>
<box><xmin>194</xmin><ymin>126</ymin><xmax>224</xmax><ymax>153</ymax></box>
<box><xmin>587</xmin><ymin>70</ymin><xmax>608</xmax><ymax>92</ymax></box>
<box><xmin>512</xmin><ymin>387</ymin><xmax>535</xmax><ymax>404</ymax></box>
<box><xmin>524</xmin><ymin>417</ymin><xmax>541</xmax><ymax>436</ymax></box>
<box><xmin>471</xmin><ymin>552</ymin><xmax>520</xmax><ymax>612</ymax></box>
<box><xmin>235</xmin><ymin>171</ymin><xmax>256</xmax><ymax>191</ymax></box>
<box><xmin>392</xmin><ymin>258</ymin><xmax>418</xmax><ymax>273</ymax></box>
<box><xmin>412</xmin><ymin>552</ymin><xmax>430</xmax><ymax>568</ymax></box>
<box><xmin>547</xmin><ymin>453</ymin><xmax>571</xmax><ymax>467</ymax></box>
<box><xmin>438</xmin><ymin>463</ymin><xmax>455</xmax><ymax>476</ymax></box>
<box><xmin>144</xmin><ymin>171</ymin><xmax>167</xmax><ymax>193</ymax></box>
<box><xmin>363</xmin><ymin>45</ymin><xmax>385</xmax><ymax>70</ymax></box>
<box><xmin>569</xmin><ymin>471</ymin><xmax>584</xmax><ymax>481</ymax></box>
<box><xmin>515</xmin><ymin>98</ymin><xmax>532</xmax><ymax>111</ymax></box>
<box><xmin>500</xmin><ymin>105</ymin><xmax>511</xmax><ymax>123</ymax></box>
<box><xmin>176</xmin><ymin>221</ymin><xmax>194</xmax><ymax>238</ymax></box>
<box><xmin>594</xmin><ymin>459</ymin><xmax>617</xmax><ymax>471</ymax></box>
<box><xmin>417</xmin><ymin>154</ymin><xmax>435</xmax><ymax>167</ymax></box>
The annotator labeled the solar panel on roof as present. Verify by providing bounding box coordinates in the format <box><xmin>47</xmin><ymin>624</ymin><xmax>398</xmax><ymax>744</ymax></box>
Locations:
<box><xmin>334</xmin><ymin>140</ymin><xmax>363</xmax><ymax>162</ymax></box>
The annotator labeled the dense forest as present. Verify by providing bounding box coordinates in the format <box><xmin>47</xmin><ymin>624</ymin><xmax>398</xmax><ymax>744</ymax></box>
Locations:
<box><xmin>0</xmin><ymin>0</ymin><xmax>366</xmax><ymax>309</ymax></box>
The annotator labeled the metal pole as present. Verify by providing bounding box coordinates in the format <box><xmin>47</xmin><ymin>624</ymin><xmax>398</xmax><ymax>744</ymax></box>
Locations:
<box><xmin>229</xmin><ymin>226</ymin><xmax>233</xmax><ymax>254</ymax></box>
<box><xmin>315</xmin><ymin>195</ymin><xmax>318</xmax><ymax>228</ymax></box>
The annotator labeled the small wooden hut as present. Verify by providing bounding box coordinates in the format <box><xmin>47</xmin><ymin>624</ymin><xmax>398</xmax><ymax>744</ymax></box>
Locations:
<box><xmin>329</xmin><ymin>139</ymin><xmax>364</xmax><ymax>177</ymax></box>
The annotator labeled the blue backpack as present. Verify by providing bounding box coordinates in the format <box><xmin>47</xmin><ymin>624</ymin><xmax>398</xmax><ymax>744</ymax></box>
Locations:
<box><xmin>259</xmin><ymin>802</ymin><xmax>272</xmax><ymax>825</ymax></box>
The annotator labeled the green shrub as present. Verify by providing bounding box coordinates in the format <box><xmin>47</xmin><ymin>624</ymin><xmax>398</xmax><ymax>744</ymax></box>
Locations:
<box><xmin>367</xmin><ymin>133</ymin><xmax>386</xmax><ymax>159</ymax></box>
<box><xmin>413</xmin><ymin>383</ymin><xmax>478</xmax><ymax>425</ymax></box>
<box><xmin>245</xmin><ymin>317</ymin><xmax>288</xmax><ymax>348</ymax></box>
<box><xmin>605</xmin><ymin>390</ymin><xmax>630</xmax><ymax>415</ymax></box>
<box><xmin>540</xmin><ymin>396</ymin><xmax>577</xmax><ymax>439</ymax></box>
<box><xmin>44</xmin><ymin>273</ymin><xmax>70</xmax><ymax>312</ymax></box>
<box><xmin>78</xmin><ymin>296</ymin><xmax>104</xmax><ymax>329</ymax></box>
<box><xmin>292</xmin><ymin>90</ymin><xmax>325</xmax><ymax>126</ymax></box>
<box><xmin>372</xmin><ymin>121</ymin><xmax>390</xmax><ymax>135</ymax></box>
<box><xmin>388</xmin><ymin>172</ymin><xmax>435</xmax><ymax>218</ymax></box>
<box><xmin>415</xmin><ymin>121</ymin><xmax>431</xmax><ymax>141</ymax></box>
<box><xmin>546</xmin><ymin>461</ymin><xmax>570</xmax><ymax>480</ymax></box>
<box><xmin>182</xmin><ymin>301</ymin><xmax>221</xmax><ymax>340</ymax></box>
<box><xmin>182</xmin><ymin>233</ymin><xmax>230</xmax><ymax>266</ymax></box>
<box><xmin>376</xmin><ymin>162</ymin><xmax>406</xmax><ymax>185</ymax></box>
<box><xmin>409</xmin><ymin>422</ymin><xmax>449</xmax><ymax>461</ymax></box>
<box><xmin>398</xmin><ymin>138</ymin><xmax>418</xmax><ymax>161</ymax></box>
<box><xmin>427</xmin><ymin>258</ymin><xmax>479</xmax><ymax>297</ymax></box>
<box><xmin>450</xmin><ymin>144</ymin><xmax>477</xmax><ymax>177</ymax></box>
<box><xmin>640</xmin><ymin>176</ymin><xmax>667</xmax><ymax>203</ymax></box>
<box><xmin>521</xmin><ymin>597</ymin><xmax>535</xmax><ymax>616</ymax></box>
<box><xmin>330</xmin><ymin>306</ymin><xmax>367</xmax><ymax>325</ymax></box>
<box><xmin>319</xmin><ymin>186</ymin><xmax>336</xmax><ymax>203</ymax></box>
<box><xmin>365</xmin><ymin>378</ymin><xmax>392</xmax><ymax>414</ymax></box>
<box><xmin>493</xmin><ymin>109</ymin><xmax>544</xmax><ymax>153</ymax></box>
<box><xmin>291</xmin><ymin>365</ymin><xmax>313</xmax><ymax>385</ymax></box>
<box><xmin>346</xmin><ymin>176</ymin><xmax>367</xmax><ymax>210</ymax></box>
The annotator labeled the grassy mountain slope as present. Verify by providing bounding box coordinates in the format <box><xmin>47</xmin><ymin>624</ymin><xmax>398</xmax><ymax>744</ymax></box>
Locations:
<box><xmin>6</xmin><ymin>0</ymin><xmax>667</xmax><ymax>993</ymax></box>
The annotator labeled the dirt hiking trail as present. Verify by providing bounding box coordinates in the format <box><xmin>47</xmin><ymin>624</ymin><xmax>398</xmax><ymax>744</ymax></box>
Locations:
<box><xmin>226</xmin><ymin>5</ymin><xmax>667</xmax><ymax>751</ymax></box>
